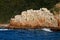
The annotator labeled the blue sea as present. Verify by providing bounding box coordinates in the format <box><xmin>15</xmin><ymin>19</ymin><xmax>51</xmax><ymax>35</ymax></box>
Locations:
<box><xmin>0</xmin><ymin>29</ymin><xmax>60</xmax><ymax>40</ymax></box>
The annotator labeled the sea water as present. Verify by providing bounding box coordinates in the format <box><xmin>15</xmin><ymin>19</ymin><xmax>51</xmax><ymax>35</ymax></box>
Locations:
<box><xmin>0</xmin><ymin>29</ymin><xmax>60</xmax><ymax>40</ymax></box>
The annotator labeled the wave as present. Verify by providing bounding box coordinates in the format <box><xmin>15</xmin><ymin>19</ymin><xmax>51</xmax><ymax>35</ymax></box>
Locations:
<box><xmin>41</xmin><ymin>28</ymin><xmax>52</xmax><ymax>32</ymax></box>
<box><xmin>0</xmin><ymin>29</ymin><xmax>10</xmax><ymax>31</ymax></box>
<box><xmin>0</xmin><ymin>28</ymin><xmax>52</xmax><ymax>32</ymax></box>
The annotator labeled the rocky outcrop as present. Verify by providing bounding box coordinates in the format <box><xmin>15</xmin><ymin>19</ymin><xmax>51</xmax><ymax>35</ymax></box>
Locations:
<box><xmin>51</xmin><ymin>3</ymin><xmax>60</xmax><ymax>27</ymax></box>
<box><xmin>8</xmin><ymin>8</ymin><xmax>59</xmax><ymax>29</ymax></box>
<box><xmin>54</xmin><ymin>14</ymin><xmax>60</xmax><ymax>27</ymax></box>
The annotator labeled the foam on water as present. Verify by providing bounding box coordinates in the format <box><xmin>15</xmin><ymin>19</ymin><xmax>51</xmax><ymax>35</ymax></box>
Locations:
<box><xmin>41</xmin><ymin>28</ymin><xmax>52</xmax><ymax>32</ymax></box>
<box><xmin>0</xmin><ymin>29</ymin><xmax>11</xmax><ymax>31</ymax></box>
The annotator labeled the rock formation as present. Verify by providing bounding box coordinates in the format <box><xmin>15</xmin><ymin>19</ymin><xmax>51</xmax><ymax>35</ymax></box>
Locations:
<box><xmin>8</xmin><ymin>8</ymin><xmax>59</xmax><ymax>29</ymax></box>
<box><xmin>52</xmin><ymin>3</ymin><xmax>60</xmax><ymax>27</ymax></box>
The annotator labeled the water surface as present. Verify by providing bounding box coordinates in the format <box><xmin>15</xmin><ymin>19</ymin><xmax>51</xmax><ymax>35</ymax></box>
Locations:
<box><xmin>0</xmin><ymin>29</ymin><xmax>60</xmax><ymax>40</ymax></box>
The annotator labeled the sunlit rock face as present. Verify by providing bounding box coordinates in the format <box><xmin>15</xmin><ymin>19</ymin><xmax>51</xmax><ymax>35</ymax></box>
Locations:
<box><xmin>52</xmin><ymin>3</ymin><xmax>60</xmax><ymax>27</ymax></box>
<box><xmin>54</xmin><ymin>14</ymin><xmax>60</xmax><ymax>27</ymax></box>
<box><xmin>9</xmin><ymin>8</ymin><xmax>58</xmax><ymax>29</ymax></box>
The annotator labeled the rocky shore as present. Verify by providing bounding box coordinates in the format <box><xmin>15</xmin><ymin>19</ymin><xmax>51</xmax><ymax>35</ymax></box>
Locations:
<box><xmin>6</xmin><ymin>8</ymin><xmax>59</xmax><ymax>30</ymax></box>
<box><xmin>0</xmin><ymin>7</ymin><xmax>59</xmax><ymax>31</ymax></box>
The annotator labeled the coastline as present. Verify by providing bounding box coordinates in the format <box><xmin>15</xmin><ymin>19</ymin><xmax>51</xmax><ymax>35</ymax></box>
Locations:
<box><xmin>0</xmin><ymin>24</ymin><xmax>60</xmax><ymax>31</ymax></box>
